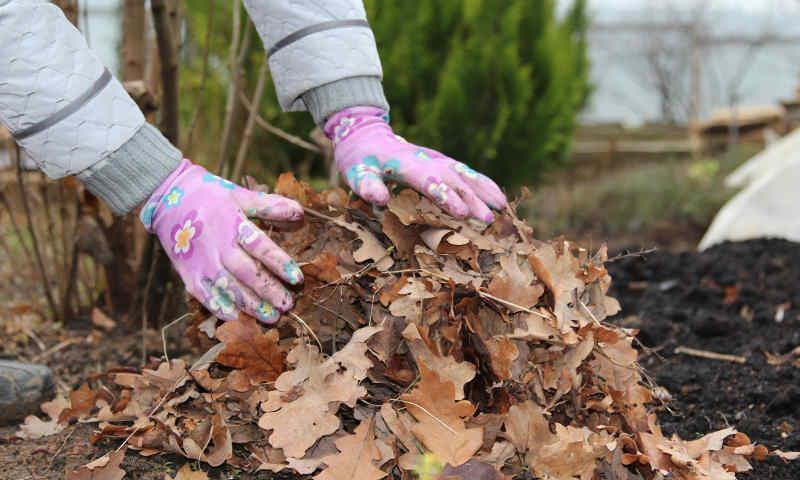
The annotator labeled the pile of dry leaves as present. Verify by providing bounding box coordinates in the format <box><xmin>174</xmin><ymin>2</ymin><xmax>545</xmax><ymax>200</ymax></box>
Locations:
<box><xmin>17</xmin><ymin>174</ymin><xmax>798</xmax><ymax>479</ymax></box>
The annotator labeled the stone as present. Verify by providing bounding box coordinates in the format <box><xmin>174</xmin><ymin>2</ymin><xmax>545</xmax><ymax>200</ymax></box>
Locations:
<box><xmin>0</xmin><ymin>360</ymin><xmax>54</xmax><ymax>425</ymax></box>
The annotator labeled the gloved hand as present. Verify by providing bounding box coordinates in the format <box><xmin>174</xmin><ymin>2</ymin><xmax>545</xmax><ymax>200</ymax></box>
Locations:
<box><xmin>324</xmin><ymin>106</ymin><xmax>507</xmax><ymax>222</ymax></box>
<box><xmin>140</xmin><ymin>159</ymin><xmax>304</xmax><ymax>323</ymax></box>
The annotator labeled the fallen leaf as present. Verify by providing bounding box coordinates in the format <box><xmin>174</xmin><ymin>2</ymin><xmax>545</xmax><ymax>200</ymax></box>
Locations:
<box><xmin>91</xmin><ymin>308</ymin><xmax>117</xmax><ymax>331</ymax></box>
<box><xmin>399</xmin><ymin>363</ymin><xmax>483</xmax><ymax>467</ymax></box>
<box><xmin>259</xmin><ymin>326</ymin><xmax>381</xmax><ymax>458</ymax></box>
<box><xmin>59</xmin><ymin>383</ymin><xmax>98</xmax><ymax>422</ymax></box>
<box><xmin>215</xmin><ymin>317</ymin><xmax>285</xmax><ymax>386</ymax></box>
<box><xmin>66</xmin><ymin>448</ymin><xmax>126</xmax><ymax>480</ymax></box>
<box><xmin>402</xmin><ymin>324</ymin><xmax>475</xmax><ymax>400</ymax></box>
<box><xmin>529</xmin><ymin>243</ymin><xmax>584</xmax><ymax>331</ymax></box>
<box><xmin>16</xmin><ymin>396</ymin><xmax>69</xmax><ymax>439</ymax></box>
<box><xmin>164</xmin><ymin>464</ymin><xmax>209</xmax><ymax>480</ymax></box>
<box><xmin>314</xmin><ymin>419</ymin><xmax>387</xmax><ymax>480</ymax></box>
<box><xmin>182</xmin><ymin>412</ymin><xmax>233</xmax><ymax>467</ymax></box>
<box><xmin>774</xmin><ymin>450</ymin><xmax>800</xmax><ymax>461</ymax></box>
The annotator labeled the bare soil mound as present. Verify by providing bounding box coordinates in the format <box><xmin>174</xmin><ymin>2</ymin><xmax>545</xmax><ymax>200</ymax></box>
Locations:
<box><xmin>608</xmin><ymin>239</ymin><xmax>800</xmax><ymax>479</ymax></box>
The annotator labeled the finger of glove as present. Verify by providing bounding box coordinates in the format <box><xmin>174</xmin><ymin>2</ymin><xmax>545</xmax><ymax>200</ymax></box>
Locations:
<box><xmin>223</xmin><ymin>273</ymin><xmax>279</xmax><ymax>324</ymax></box>
<box><xmin>190</xmin><ymin>278</ymin><xmax>240</xmax><ymax>322</ymax></box>
<box><xmin>451</xmin><ymin>179</ymin><xmax>495</xmax><ymax>223</ymax></box>
<box><xmin>405</xmin><ymin>172</ymin><xmax>470</xmax><ymax>219</ymax></box>
<box><xmin>234</xmin><ymin>188</ymin><xmax>304</xmax><ymax>222</ymax></box>
<box><xmin>448</xmin><ymin>161</ymin><xmax>507</xmax><ymax>210</ymax></box>
<box><xmin>346</xmin><ymin>172</ymin><xmax>391</xmax><ymax>206</ymax></box>
<box><xmin>236</xmin><ymin>222</ymin><xmax>304</xmax><ymax>286</ymax></box>
<box><xmin>223</xmin><ymin>250</ymin><xmax>293</xmax><ymax>314</ymax></box>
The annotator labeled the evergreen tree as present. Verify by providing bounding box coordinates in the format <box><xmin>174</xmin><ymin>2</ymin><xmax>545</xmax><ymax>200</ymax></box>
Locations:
<box><xmin>364</xmin><ymin>0</ymin><xmax>590</xmax><ymax>186</ymax></box>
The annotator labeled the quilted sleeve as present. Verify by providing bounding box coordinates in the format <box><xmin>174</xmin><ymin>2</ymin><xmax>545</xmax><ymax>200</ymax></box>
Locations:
<box><xmin>0</xmin><ymin>0</ymin><xmax>145</xmax><ymax>179</ymax></box>
<box><xmin>243</xmin><ymin>0</ymin><xmax>385</xmax><ymax>113</ymax></box>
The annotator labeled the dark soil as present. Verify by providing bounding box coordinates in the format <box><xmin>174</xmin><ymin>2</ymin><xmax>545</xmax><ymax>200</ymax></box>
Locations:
<box><xmin>607</xmin><ymin>238</ymin><xmax>800</xmax><ymax>479</ymax></box>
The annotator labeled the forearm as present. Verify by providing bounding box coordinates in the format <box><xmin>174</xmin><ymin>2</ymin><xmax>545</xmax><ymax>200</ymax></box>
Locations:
<box><xmin>242</xmin><ymin>0</ymin><xmax>389</xmax><ymax>125</ymax></box>
<box><xmin>0</xmin><ymin>0</ymin><xmax>180</xmax><ymax>214</ymax></box>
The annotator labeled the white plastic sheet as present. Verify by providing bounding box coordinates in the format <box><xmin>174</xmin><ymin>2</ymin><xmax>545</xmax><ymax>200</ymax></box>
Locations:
<box><xmin>699</xmin><ymin>153</ymin><xmax>800</xmax><ymax>250</ymax></box>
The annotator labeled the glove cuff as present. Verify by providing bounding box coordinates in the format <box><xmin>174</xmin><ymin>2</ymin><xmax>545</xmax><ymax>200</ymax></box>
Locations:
<box><xmin>77</xmin><ymin>123</ymin><xmax>183</xmax><ymax>215</ymax></box>
<box><xmin>302</xmin><ymin>76</ymin><xmax>389</xmax><ymax>127</ymax></box>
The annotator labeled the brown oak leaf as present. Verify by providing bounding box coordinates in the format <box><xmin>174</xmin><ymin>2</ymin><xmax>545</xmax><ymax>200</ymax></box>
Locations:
<box><xmin>259</xmin><ymin>326</ymin><xmax>381</xmax><ymax>458</ymax></box>
<box><xmin>16</xmin><ymin>395</ymin><xmax>70</xmax><ymax>439</ymax></box>
<box><xmin>399</xmin><ymin>362</ymin><xmax>483</xmax><ymax>467</ymax></box>
<box><xmin>314</xmin><ymin>420</ymin><xmax>387</xmax><ymax>480</ymax></box>
<box><xmin>402</xmin><ymin>324</ymin><xmax>475</xmax><ymax>400</ymax></box>
<box><xmin>215</xmin><ymin>315</ymin><xmax>285</xmax><ymax>386</ymax></box>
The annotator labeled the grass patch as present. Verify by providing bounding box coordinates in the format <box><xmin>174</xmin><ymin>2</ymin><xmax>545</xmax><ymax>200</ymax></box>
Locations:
<box><xmin>523</xmin><ymin>147</ymin><xmax>758</xmax><ymax>248</ymax></box>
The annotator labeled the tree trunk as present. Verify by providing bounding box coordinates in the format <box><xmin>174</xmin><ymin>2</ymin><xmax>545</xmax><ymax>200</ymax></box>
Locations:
<box><xmin>131</xmin><ymin>0</ymin><xmax>182</xmax><ymax>327</ymax></box>
<box><xmin>122</xmin><ymin>0</ymin><xmax>146</xmax><ymax>81</ymax></box>
<box><xmin>53</xmin><ymin>0</ymin><xmax>79</xmax><ymax>25</ymax></box>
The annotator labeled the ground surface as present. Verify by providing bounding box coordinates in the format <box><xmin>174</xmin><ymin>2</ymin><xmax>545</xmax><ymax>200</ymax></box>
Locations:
<box><xmin>1</xmin><ymin>239</ymin><xmax>799</xmax><ymax>478</ymax></box>
<box><xmin>608</xmin><ymin>238</ymin><xmax>800</xmax><ymax>479</ymax></box>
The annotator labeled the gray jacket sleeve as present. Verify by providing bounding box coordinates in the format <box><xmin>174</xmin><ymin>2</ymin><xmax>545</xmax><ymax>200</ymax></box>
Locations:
<box><xmin>0</xmin><ymin>0</ymin><xmax>181</xmax><ymax>215</ymax></box>
<box><xmin>243</xmin><ymin>0</ymin><xmax>389</xmax><ymax>125</ymax></box>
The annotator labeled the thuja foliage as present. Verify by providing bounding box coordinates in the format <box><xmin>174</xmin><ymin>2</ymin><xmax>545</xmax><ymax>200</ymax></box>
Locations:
<box><xmin>181</xmin><ymin>1</ymin><xmax>589</xmax><ymax>187</ymax></box>
<box><xmin>365</xmin><ymin>0</ymin><xmax>591</xmax><ymax>186</ymax></box>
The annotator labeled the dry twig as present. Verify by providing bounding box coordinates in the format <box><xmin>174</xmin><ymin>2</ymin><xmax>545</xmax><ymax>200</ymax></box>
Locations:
<box><xmin>674</xmin><ymin>346</ymin><xmax>747</xmax><ymax>364</ymax></box>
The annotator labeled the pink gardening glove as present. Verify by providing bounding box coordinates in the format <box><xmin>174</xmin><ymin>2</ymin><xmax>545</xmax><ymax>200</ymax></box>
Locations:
<box><xmin>325</xmin><ymin>106</ymin><xmax>507</xmax><ymax>222</ymax></box>
<box><xmin>140</xmin><ymin>159</ymin><xmax>304</xmax><ymax>323</ymax></box>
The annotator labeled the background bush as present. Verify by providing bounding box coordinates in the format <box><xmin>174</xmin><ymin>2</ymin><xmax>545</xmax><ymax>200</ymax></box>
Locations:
<box><xmin>182</xmin><ymin>0</ymin><xmax>590</xmax><ymax>188</ymax></box>
<box><xmin>365</xmin><ymin>0</ymin><xmax>590</xmax><ymax>186</ymax></box>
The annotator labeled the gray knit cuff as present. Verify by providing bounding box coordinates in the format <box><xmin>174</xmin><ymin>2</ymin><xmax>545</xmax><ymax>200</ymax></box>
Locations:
<box><xmin>77</xmin><ymin>123</ymin><xmax>182</xmax><ymax>215</ymax></box>
<box><xmin>301</xmin><ymin>76</ymin><xmax>389</xmax><ymax>126</ymax></box>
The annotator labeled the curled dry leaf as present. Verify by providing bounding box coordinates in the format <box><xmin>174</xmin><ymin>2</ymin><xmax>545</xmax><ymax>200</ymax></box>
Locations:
<box><xmin>16</xmin><ymin>395</ymin><xmax>69</xmax><ymax>439</ymax></box>
<box><xmin>181</xmin><ymin>412</ymin><xmax>233</xmax><ymax>467</ymax></box>
<box><xmin>529</xmin><ymin>242</ymin><xmax>585</xmax><ymax>332</ymax></box>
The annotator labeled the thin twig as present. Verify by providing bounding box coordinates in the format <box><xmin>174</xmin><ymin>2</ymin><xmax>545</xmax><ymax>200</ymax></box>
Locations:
<box><xmin>115</xmin><ymin>370</ymin><xmax>188</xmax><ymax>452</ymax></box>
<box><xmin>477</xmin><ymin>289</ymin><xmax>552</xmax><ymax>320</ymax></box>
<box><xmin>161</xmin><ymin>313</ymin><xmax>193</xmax><ymax>363</ymax></box>
<box><xmin>32</xmin><ymin>338</ymin><xmax>82</xmax><ymax>362</ymax></box>
<box><xmin>231</xmin><ymin>57</ymin><xmax>270</xmax><ymax>180</ymax></box>
<box><xmin>48</xmin><ymin>426</ymin><xmax>77</xmax><ymax>468</ymax></box>
<box><xmin>238</xmin><ymin>91</ymin><xmax>322</xmax><ymax>154</ymax></box>
<box><xmin>15</xmin><ymin>147</ymin><xmax>58</xmax><ymax>320</ymax></box>
<box><xmin>605</xmin><ymin>247</ymin><xmax>658</xmax><ymax>263</ymax></box>
<box><xmin>674</xmin><ymin>346</ymin><xmax>747</xmax><ymax>364</ymax></box>
<box><xmin>289</xmin><ymin>312</ymin><xmax>323</xmax><ymax>351</ymax></box>
<box><xmin>141</xmin><ymin>245</ymin><xmax>160</xmax><ymax>365</ymax></box>
<box><xmin>0</xmin><ymin>190</ymin><xmax>35</xmax><ymax>262</ymax></box>
<box><xmin>390</xmin><ymin>399</ymin><xmax>457</xmax><ymax>435</ymax></box>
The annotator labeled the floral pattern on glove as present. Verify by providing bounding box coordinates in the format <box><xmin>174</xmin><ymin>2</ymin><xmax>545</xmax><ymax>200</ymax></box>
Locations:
<box><xmin>141</xmin><ymin>159</ymin><xmax>304</xmax><ymax>323</ymax></box>
<box><xmin>202</xmin><ymin>172</ymin><xmax>237</xmax><ymax>189</ymax></box>
<box><xmin>325</xmin><ymin>106</ymin><xmax>507</xmax><ymax>222</ymax></box>
<box><xmin>171</xmin><ymin>211</ymin><xmax>203</xmax><ymax>259</ymax></box>
<box><xmin>204</xmin><ymin>274</ymin><xmax>240</xmax><ymax>318</ymax></box>
<box><xmin>164</xmin><ymin>187</ymin><xmax>184</xmax><ymax>209</ymax></box>
<box><xmin>345</xmin><ymin>155</ymin><xmax>383</xmax><ymax>192</ymax></box>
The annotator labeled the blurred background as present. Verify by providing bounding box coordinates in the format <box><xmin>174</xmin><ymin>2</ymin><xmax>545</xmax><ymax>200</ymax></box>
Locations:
<box><xmin>3</xmin><ymin>0</ymin><xmax>800</xmax><ymax>324</ymax></box>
